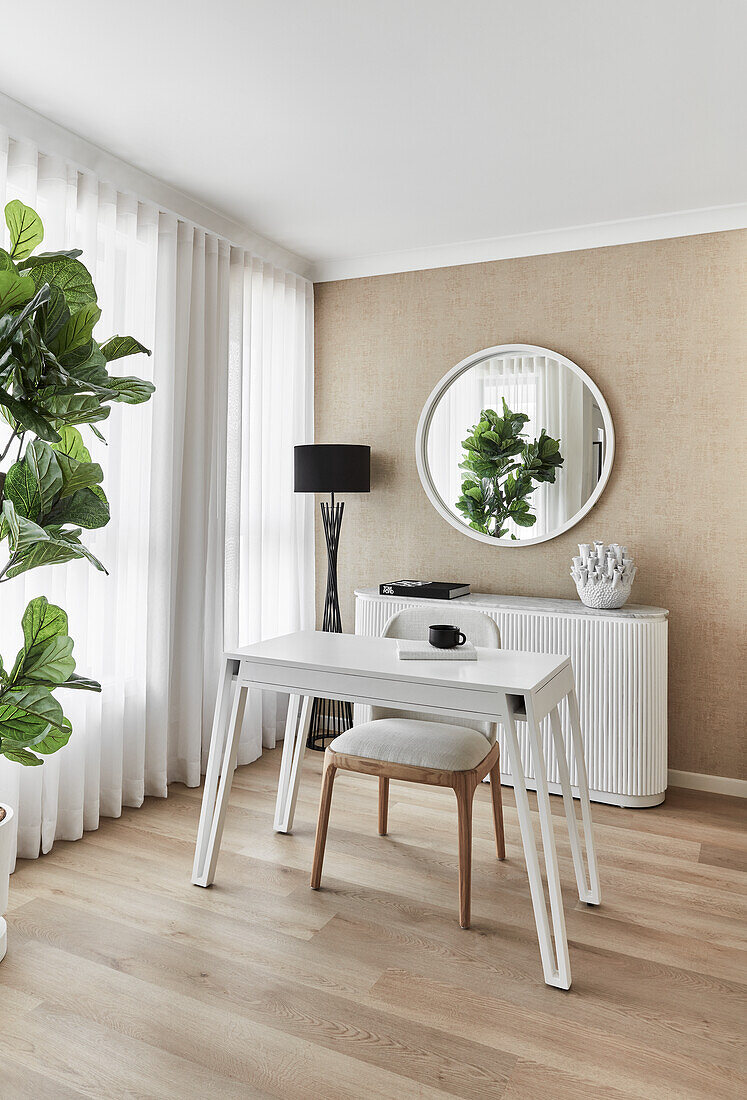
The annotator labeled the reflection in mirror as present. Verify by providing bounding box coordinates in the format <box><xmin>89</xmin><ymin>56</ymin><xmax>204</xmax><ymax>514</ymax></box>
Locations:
<box><xmin>422</xmin><ymin>348</ymin><xmax>611</xmax><ymax>545</ymax></box>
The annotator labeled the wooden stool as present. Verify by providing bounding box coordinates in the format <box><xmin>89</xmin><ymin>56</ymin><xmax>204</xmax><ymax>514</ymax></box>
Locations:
<box><xmin>310</xmin><ymin>730</ymin><xmax>505</xmax><ymax>929</ymax></box>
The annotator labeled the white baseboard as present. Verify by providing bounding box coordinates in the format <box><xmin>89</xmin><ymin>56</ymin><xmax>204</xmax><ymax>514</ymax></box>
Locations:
<box><xmin>667</xmin><ymin>769</ymin><xmax>747</xmax><ymax>798</ymax></box>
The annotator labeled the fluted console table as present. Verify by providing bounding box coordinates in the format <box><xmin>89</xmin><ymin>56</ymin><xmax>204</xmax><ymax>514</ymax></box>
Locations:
<box><xmin>355</xmin><ymin>588</ymin><xmax>668</xmax><ymax>807</ymax></box>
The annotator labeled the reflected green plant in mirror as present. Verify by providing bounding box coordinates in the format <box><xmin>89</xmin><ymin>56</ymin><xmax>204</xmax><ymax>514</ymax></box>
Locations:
<box><xmin>455</xmin><ymin>399</ymin><xmax>563</xmax><ymax>539</ymax></box>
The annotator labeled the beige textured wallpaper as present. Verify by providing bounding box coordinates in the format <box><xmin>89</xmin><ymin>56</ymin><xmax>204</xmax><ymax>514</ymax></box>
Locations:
<box><xmin>314</xmin><ymin>231</ymin><xmax>747</xmax><ymax>780</ymax></box>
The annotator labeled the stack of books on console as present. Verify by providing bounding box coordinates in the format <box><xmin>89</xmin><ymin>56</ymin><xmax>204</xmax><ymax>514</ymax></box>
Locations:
<box><xmin>378</xmin><ymin>580</ymin><xmax>470</xmax><ymax>599</ymax></box>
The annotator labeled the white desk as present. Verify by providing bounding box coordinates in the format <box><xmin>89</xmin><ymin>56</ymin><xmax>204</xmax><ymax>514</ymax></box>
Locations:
<box><xmin>192</xmin><ymin>630</ymin><xmax>601</xmax><ymax>989</ymax></box>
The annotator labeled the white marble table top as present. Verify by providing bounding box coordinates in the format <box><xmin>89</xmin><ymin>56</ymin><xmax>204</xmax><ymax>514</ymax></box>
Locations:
<box><xmin>355</xmin><ymin>587</ymin><xmax>669</xmax><ymax>621</ymax></box>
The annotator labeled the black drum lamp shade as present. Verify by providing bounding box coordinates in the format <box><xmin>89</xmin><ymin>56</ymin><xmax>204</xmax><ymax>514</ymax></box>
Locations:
<box><xmin>293</xmin><ymin>442</ymin><xmax>371</xmax><ymax>750</ymax></box>
<box><xmin>294</xmin><ymin>444</ymin><xmax>370</xmax><ymax>494</ymax></box>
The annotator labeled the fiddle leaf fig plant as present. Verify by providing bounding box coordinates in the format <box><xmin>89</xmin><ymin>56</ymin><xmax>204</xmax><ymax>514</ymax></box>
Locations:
<box><xmin>455</xmin><ymin>398</ymin><xmax>564</xmax><ymax>538</ymax></box>
<box><xmin>0</xmin><ymin>200</ymin><xmax>155</xmax><ymax>765</ymax></box>
<box><xmin>0</xmin><ymin>597</ymin><xmax>97</xmax><ymax>766</ymax></box>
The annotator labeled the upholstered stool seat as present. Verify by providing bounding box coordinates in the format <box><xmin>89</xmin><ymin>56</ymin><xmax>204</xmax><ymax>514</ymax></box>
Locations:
<box><xmin>329</xmin><ymin>719</ymin><xmax>492</xmax><ymax>772</ymax></box>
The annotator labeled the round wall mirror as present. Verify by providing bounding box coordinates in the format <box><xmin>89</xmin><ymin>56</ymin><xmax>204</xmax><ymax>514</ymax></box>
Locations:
<box><xmin>415</xmin><ymin>344</ymin><xmax>614</xmax><ymax>547</ymax></box>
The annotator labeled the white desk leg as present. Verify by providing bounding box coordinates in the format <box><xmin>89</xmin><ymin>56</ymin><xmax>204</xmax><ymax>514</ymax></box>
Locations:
<box><xmin>566</xmin><ymin>687</ymin><xmax>601</xmax><ymax>904</ymax></box>
<box><xmin>192</xmin><ymin>657</ymin><xmax>237</xmax><ymax>885</ymax></box>
<box><xmin>194</xmin><ymin>680</ymin><xmax>249</xmax><ymax>888</ymax></box>
<box><xmin>524</xmin><ymin>696</ymin><xmax>571</xmax><ymax>988</ymax></box>
<box><xmin>273</xmin><ymin>694</ymin><xmax>311</xmax><ymax>833</ymax></box>
<box><xmin>549</xmin><ymin>705</ymin><xmax>593</xmax><ymax>903</ymax></box>
<box><xmin>282</xmin><ymin>695</ymin><xmax>313</xmax><ymax>834</ymax></box>
<box><xmin>503</xmin><ymin>701</ymin><xmax>571</xmax><ymax>989</ymax></box>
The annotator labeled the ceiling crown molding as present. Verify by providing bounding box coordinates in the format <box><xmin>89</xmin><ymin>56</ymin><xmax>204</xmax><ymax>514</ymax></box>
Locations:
<box><xmin>0</xmin><ymin>90</ymin><xmax>313</xmax><ymax>279</ymax></box>
<box><xmin>311</xmin><ymin>203</ymin><xmax>747</xmax><ymax>283</ymax></box>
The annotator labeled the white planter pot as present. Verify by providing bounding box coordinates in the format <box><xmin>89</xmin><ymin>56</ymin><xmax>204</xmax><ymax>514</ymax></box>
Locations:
<box><xmin>0</xmin><ymin>803</ymin><xmax>14</xmax><ymax>963</ymax></box>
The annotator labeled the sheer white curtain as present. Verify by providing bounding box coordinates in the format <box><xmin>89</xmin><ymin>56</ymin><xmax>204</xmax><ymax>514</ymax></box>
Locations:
<box><xmin>0</xmin><ymin>129</ymin><xmax>314</xmax><ymax>862</ymax></box>
<box><xmin>481</xmin><ymin>356</ymin><xmax>542</xmax><ymax>539</ymax></box>
<box><xmin>224</xmin><ymin>254</ymin><xmax>315</xmax><ymax>756</ymax></box>
<box><xmin>427</xmin><ymin>367</ymin><xmax>482</xmax><ymax>511</ymax></box>
<box><xmin>533</xmin><ymin>355</ymin><xmax>588</xmax><ymax>536</ymax></box>
<box><xmin>486</xmin><ymin>354</ymin><xmax>589</xmax><ymax>538</ymax></box>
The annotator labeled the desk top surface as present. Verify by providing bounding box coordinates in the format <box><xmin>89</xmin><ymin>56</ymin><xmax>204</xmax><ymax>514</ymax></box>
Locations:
<box><xmin>226</xmin><ymin>630</ymin><xmax>568</xmax><ymax>694</ymax></box>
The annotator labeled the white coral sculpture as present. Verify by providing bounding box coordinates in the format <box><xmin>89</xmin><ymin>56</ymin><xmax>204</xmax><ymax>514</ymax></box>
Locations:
<box><xmin>571</xmin><ymin>541</ymin><xmax>637</xmax><ymax>609</ymax></box>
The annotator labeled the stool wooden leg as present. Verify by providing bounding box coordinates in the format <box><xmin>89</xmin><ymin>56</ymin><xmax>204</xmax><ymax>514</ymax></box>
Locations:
<box><xmin>489</xmin><ymin>757</ymin><xmax>506</xmax><ymax>859</ymax></box>
<box><xmin>454</xmin><ymin>775</ymin><xmax>476</xmax><ymax>929</ymax></box>
<box><xmin>311</xmin><ymin>755</ymin><xmax>337</xmax><ymax>890</ymax></box>
<box><xmin>378</xmin><ymin>776</ymin><xmax>389</xmax><ymax>836</ymax></box>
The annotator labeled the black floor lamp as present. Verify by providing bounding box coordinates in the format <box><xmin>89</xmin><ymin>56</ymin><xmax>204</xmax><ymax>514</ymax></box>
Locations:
<box><xmin>294</xmin><ymin>443</ymin><xmax>371</xmax><ymax>750</ymax></box>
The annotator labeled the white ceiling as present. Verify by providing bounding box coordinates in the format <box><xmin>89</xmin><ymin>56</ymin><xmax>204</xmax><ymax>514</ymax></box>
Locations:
<box><xmin>1</xmin><ymin>0</ymin><xmax>745</xmax><ymax>280</ymax></box>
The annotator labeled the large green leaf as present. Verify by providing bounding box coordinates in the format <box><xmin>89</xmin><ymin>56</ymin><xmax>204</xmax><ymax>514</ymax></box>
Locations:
<box><xmin>36</xmin><ymin>285</ymin><xmax>70</xmax><ymax>344</ymax></box>
<box><xmin>55</xmin><ymin>452</ymin><xmax>104</xmax><ymax>497</ymax></box>
<box><xmin>59</xmin><ymin>672</ymin><xmax>101</xmax><ymax>692</ymax></box>
<box><xmin>32</xmin><ymin>716</ymin><xmax>73</xmax><ymax>755</ymax></box>
<box><xmin>5</xmin><ymin>598</ymin><xmax>69</xmax><ymax>692</ymax></box>
<box><xmin>0</xmin><ymin>746</ymin><xmax>42</xmax><ymax>766</ymax></box>
<box><xmin>0</xmin><ymin>283</ymin><xmax>51</xmax><ymax>357</ymax></box>
<box><xmin>0</xmin><ymin>389</ymin><xmax>60</xmax><ymax>442</ymax></box>
<box><xmin>107</xmin><ymin>375</ymin><xmax>156</xmax><ymax>404</ymax></box>
<box><xmin>18</xmin><ymin>597</ymin><xmax>69</xmax><ymax>653</ymax></box>
<box><xmin>26</xmin><ymin>440</ymin><xmax>63</xmax><ymax>514</ymax></box>
<box><xmin>50</xmin><ymin>424</ymin><xmax>91</xmax><ymax>462</ymax></box>
<box><xmin>57</xmin><ymin>339</ymin><xmax>97</xmax><ymax>370</ymax></box>
<box><xmin>5</xmin><ymin>200</ymin><xmax>44</xmax><ymax>260</ymax></box>
<box><xmin>5</xmin><ymin>525</ymin><xmax>108</xmax><ymax>579</ymax></box>
<box><xmin>3</xmin><ymin>461</ymin><xmax>42</xmax><ymax>519</ymax></box>
<box><xmin>14</xmin><ymin>634</ymin><xmax>75</xmax><ymax>687</ymax></box>
<box><xmin>510</xmin><ymin>511</ymin><xmax>537</xmax><ymax>528</ymax></box>
<box><xmin>15</xmin><ymin>515</ymin><xmax>51</xmax><ymax>552</ymax></box>
<box><xmin>1</xmin><ymin>505</ymin><xmax>50</xmax><ymax>554</ymax></box>
<box><xmin>51</xmin><ymin>527</ymin><xmax>107</xmax><ymax>572</ymax></box>
<box><xmin>53</xmin><ymin>303</ymin><xmax>102</xmax><ymax>359</ymax></box>
<box><xmin>1</xmin><ymin>499</ymin><xmax>51</xmax><ymax>553</ymax></box>
<box><xmin>13</xmin><ymin>319</ymin><xmax>46</xmax><ymax>388</ymax></box>
<box><xmin>0</xmin><ymin>722</ymin><xmax>54</xmax><ymax>750</ymax></box>
<box><xmin>5</xmin><ymin>538</ymin><xmax>80</xmax><ymax>577</ymax></box>
<box><xmin>0</xmin><ymin>684</ymin><xmax>66</xmax><ymax>737</ymax></box>
<box><xmin>27</xmin><ymin>256</ymin><xmax>96</xmax><ymax>311</ymax></box>
<box><xmin>100</xmin><ymin>335</ymin><xmax>151</xmax><ymax>361</ymax></box>
<box><xmin>66</xmin><ymin>344</ymin><xmax>118</xmax><ymax>398</ymax></box>
<box><xmin>42</xmin><ymin>392</ymin><xmax>110</xmax><ymax>427</ymax></box>
<box><xmin>0</xmin><ymin>269</ymin><xmax>35</xmax><ymax>312</ymax></box>
<box><xmin>0</xmin><ymin>248</ymin><xmax>13</xmax><ymax>271</ymax></box>
<box><xmin>51</xmin><ymin>428</ymin><xmax>107</xmax><ymax>502</ymax></box>
<box><xmin>0</xmin><ymin>498</ymin><xmax>20</xmax><ymax>543</ymax></box>
<box><xmin>20</xmin><ymin>249</ymin><xmax>82</xmax><ymax>265</ymax></box>
<box><xmin>45</xmin><ymin>486</ymin><xmax>109</xmax><ymax>529</ymax></box>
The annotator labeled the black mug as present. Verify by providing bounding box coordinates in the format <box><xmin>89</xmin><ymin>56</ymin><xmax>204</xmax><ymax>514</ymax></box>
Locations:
<box><xmin>429</xmin><ymin>624</ymin><xmax>467</xmax><ymax>649</ymax></box>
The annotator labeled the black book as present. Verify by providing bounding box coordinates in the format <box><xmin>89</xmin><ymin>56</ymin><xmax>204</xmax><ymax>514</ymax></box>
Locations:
<box><xmin>379</xmin><ymin>580</ymin><xmax>471</xmax><ymax>600</ymax></box>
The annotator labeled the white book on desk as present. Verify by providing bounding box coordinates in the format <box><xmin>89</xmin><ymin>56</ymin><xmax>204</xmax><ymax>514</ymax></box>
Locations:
<box><xmin>396</xmin><ymin>639</ymin><xmax>477</xmax><ymax>660</ymax></box>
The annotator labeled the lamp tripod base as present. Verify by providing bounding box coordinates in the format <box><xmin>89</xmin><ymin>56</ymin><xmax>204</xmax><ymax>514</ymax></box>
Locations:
<box><xmin>307</xmin><ymin>494</ymin><xmax>354</xmax><ymax>751</ymax></box>
<box><xmin>308</xmin><ymin>697</ymin><xmax>354</xmax><ymax>751</ymax></box>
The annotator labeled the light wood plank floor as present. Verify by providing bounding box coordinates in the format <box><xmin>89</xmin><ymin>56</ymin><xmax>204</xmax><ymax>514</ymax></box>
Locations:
<box><xmin>3</xmin><ymin>747</ymin><xmax>746</xmax><ymax>1099</ymax></box>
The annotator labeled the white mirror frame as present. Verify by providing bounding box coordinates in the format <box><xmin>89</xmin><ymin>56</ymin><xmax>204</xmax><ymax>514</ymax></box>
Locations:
<box><xmin>415</xmin><ymin>343</ymin><xmax>615</xmax><ymax>548</ymax></box>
